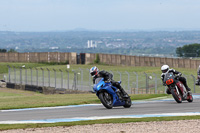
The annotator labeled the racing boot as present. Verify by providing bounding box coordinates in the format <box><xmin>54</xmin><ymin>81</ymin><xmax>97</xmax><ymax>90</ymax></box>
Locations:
<box><xmin>183</xmin><ymin>83</ymin><xmax>191</xmax><ymax>91</ymax></box>
<box><xmin>186</xmin><ymin>87</ymin><xmax>192</xmax><ymax>95</ymax></box>
<box><xmin>184</xmin><ymin>83</ymin><xmax>192</xmax><ymax>95</ymax></box>
<box><xmin>119</xmin><ymin>87</ymin><xmax>129</xmax><ymax>99</ymax></box>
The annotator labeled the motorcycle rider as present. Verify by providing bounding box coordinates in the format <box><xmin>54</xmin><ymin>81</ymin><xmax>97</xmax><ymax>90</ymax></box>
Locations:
<box><xmin>90</xmin><ymin>66</ymin><xmax>129</xmax><ymax>98</ymax></box>
<box><xmin>161</xmin><ymin>65</ymin><xmax>191</xmax><ymax>94</ymax></box>
<box><xmin>195</xmin><ymin>65</ymin><xmax>200</xmax><ymax>85</ymax></box>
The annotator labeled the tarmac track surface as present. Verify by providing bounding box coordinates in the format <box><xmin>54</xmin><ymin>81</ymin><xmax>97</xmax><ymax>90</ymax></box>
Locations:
<box><xmin>0</xmin><ymin>95</ymin><xmax>200</xmax><ymax>124</ymax></box>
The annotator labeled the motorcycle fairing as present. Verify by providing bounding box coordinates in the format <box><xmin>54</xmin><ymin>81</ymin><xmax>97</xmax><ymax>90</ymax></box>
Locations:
<box><xmin>93</xmin><ymin>78</ymin><xmax>125</xmax><ymax>106</ymax></box>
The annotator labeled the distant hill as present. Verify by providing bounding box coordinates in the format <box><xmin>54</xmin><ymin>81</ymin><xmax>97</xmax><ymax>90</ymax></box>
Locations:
<box><xmin>0</xmin><ymin>31</ymin><xmax>200</xmax><ymax>57</ymax></box>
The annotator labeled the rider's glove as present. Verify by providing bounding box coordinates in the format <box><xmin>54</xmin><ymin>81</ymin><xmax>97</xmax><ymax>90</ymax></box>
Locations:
<box><xmin>177</xmin><ymin>73</ymin><xmax>182</xmax><ymax>77</ymax></box>
<box><xmin>106</xmin><ymin>79</ymin><xmax>111</xmax><ymax>83</ymax></box>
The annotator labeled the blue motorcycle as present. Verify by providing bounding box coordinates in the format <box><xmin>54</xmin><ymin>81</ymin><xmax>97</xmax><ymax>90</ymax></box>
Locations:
<box><xmin>93</xmin><ymin>78</ymin><xmax>132</xmax><ymax>109</ymax></box>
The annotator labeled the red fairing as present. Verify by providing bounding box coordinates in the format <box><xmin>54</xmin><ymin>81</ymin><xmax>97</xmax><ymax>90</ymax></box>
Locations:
<box><xmin>176</xmin><ymin>81</ymin><xmax>184</xmax><ymax>94</ymax></box>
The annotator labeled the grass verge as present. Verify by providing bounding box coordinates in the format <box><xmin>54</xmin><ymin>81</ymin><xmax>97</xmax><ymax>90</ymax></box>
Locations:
<box><xmin>0</xmin><ymin>88</ymin><xmax>168</xmax><ymax>110</ymax></box>
<box><xmin>0</xmin><ymin>115</ymin><xmax>200</xmax><ymax>131</ymax></box>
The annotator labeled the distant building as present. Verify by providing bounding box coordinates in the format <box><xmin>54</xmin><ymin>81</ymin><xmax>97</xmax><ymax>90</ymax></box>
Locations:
<box><xmin>49</xmin><ymin>47</ymin><xmax>59</xmax><ymax>50</ymax></box>
<box><xmin>87</xmin><ymin>40</ymin><xmax>97</xmax><ymax>48</ymax></box>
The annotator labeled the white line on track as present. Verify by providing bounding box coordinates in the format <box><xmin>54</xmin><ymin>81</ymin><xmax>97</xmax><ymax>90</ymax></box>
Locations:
<box><xmin>0</xmin><ymin>112</ymin><xmax>200</xmax><ymax>124</ymax></box>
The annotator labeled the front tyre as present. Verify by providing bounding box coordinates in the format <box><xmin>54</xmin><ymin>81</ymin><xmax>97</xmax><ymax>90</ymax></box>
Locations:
<box><xmin>123</xmin><ymin>97</ymin><xmax>132</xmax><ymax>108</ymax></box>
<box><xmin>99</xmin><ymin>92</ymin><xmax>113</xmax><ymax>109</ymax></box>
<box><xmin>171</xmin><ymin>88</ymin><xmax>182</xmax><ymax>103</ymax></box>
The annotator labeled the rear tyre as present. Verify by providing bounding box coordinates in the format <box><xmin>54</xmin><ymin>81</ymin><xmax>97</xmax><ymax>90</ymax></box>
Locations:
<box><xmin>187</xmin><ymin>94</ymin><xmax>193</xmax><ymax>102</ymax></box>
<box><xmin>99</xmin><ymin>92</ymin><xmax>113</xmax><ymax>109</ymax></box>
<box><xmin>123</xmin><ymin>97</ymin><xmax>132</xmax><ymax>108</ymax></box>
<box><xmin>171</xmin><ymin>88</ymin><xmax>182</xmax><ymax>103</ymax></box>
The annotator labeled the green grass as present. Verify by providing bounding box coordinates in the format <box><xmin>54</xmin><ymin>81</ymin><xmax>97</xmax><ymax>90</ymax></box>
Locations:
<box><xmin>0</xmin><ymin>88</ymin><xmax>168</xmax><ymax>110</ymax></box>
<box><xmin>0</xmin><ymin>115</ymin><xmax>200</xmax><ymax>131</ymax></box>
<box><xmin>0</xmin><ymin>62</ymin><xmax>197</xmax><ymax>75</ymax></box>
<box><xmin>0</xmin><ymin>62</ymin><xmax>51</xmax><ymax>74</ymax></box>
<box><xmin>34</xmin><ymin>64</ymin><xmax>198</xmax><ymax>75</ymax></box>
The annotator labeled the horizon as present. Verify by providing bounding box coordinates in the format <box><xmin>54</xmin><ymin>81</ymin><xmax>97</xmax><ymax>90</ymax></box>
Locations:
<box><xmin>1</xmin><ymin>28</ymin><xmax>200</xmax><ymax>33</ymax></box>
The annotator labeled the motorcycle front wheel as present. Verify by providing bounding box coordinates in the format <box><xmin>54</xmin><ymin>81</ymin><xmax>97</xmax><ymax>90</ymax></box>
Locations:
<box><xmin>99</xmin><ymin>91</ymin><xmax>113</xmax><ymax>109</ymax></box>
<box><xmin>171</xmin><ymin>88</ymin><xmax>182</xmax><ymax>103</ymax></box>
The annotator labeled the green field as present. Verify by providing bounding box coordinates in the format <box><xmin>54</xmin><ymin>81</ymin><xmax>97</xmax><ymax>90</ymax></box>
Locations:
<box><xmin>0</xmin><ymin>62</ymin><xmax>198</xmax><ymax>75</ymax></box>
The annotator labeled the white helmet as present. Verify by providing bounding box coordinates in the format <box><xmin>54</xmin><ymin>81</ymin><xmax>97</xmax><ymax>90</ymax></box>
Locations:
<box><xmin>161</xmin><ymin>65</ymin><xmax>169</xmax><ymax>73</ymax></box>
<box><xmin>90</xmin><ymin>66</ymin><xmax>99</xmax><ymax>77</ymax></box>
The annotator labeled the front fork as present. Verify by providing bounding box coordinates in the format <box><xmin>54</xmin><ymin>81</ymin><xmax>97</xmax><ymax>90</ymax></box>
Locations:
<box><xmin>175</xmin><ymin>85</ymin><xmax>180</xmax><ymax>95</ymax></box>
<box><xmin>175</xmin><ymin>85</ymin><xmax>187</xmax><ymax>99</ymax></box>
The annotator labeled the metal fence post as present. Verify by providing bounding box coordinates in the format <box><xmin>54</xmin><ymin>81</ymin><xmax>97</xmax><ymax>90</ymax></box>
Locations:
<box><xmin>35</xmin><ymin>68</ymin><xmax>38</xmax><ymax>86</ymax></box>
<box><xmin>87</xmin><ymin>68</ymin><xmax>91</xmax><ymax>90</ymax></box>
<box><xmin>133</xmin><ymin>72</ymin><xmax>138</xmax><ymax>94</ymax></box>
<box><xmin>191</xmin><ymin>74</ymin><xmax>196</xmax><ymax>93</ymax></box>
<box><xmin>144</xmin><ymin>72</ymin><xmax>149</xmax><ymax>94</ymax></box>
<box><xmin>59</xmin><ymin>69</ymin><xmax>63</xmax><ymax>88</ymax></box>
<box><xmin>20</xmin><ymin>67</ymin><xmax>22</xmax><ymax>84</ymax></box>
<box><xmin>25</xmin><ymin>67</ymin><xmax>27</xmax><ymax>84</ymax></box>
<box><xmin>7</xmin><ymin>65</ymin><xmax>11</xmax><ymax>83</ymax></box>
<box><xmin>72</xmin><ymin>70</ymin><xmax>77</xmax><ymax>90</ymax></box>
<box><xmin>53</xmin><ymin>69</ymin><xmax>57</xmax><ymax>88</ymax></box>
<box><xmin>29</xmin><ymin>67</ymin><xmax>32</xmax><ymax>85</ymax></box>
<box><xmin>40</xmin><ymin>68</ymin><xmax>44</xmax><ymax>87</ymax></box>
<box><xmin>125</xmin><ymin>71</ymin><xmax>130</xmax><ymax>91</ymax></box>
<box><xmin>13</xmin><ymin>66</ymin><xmax>16</xmax><ymax>84</ymax></box>
<box><xmin>79</xmin><ymin>68</ymin><xmax>83</xmax><ymax>90</ymax></box>
<box><xmin>117</xmin><ymin>71</ymin><xmax>122</xmax><ymax>81</ymax></box>
<box><xmin>65</xmin><ymin>69</ymin><xmax>69</xmax><ymax>89</ymax></box>
<box><xmin>47</xmin><ymin>68</ymin><xmax>50</xmax><ymax>87</ymax></box>
<box><xmin>152</xmin><ymin>73</ymin><xmax>157</xmax><ymax>94</ymax></box>
<box><xmin>109</xmin><ymin>70</ymin><xmax>114</xmax><ymax>79</ymax></box>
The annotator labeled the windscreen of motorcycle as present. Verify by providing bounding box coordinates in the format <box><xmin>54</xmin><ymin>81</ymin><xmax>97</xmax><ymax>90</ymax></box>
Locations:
<box><xmin>95</xmin><ymin>77</ymin><xmax>103</xmax><ymax>84</ymax></box>
<box><xmin>164</xmin><ymin>72</ymin><xmax>175</xmax><ymax>84</ymax></box>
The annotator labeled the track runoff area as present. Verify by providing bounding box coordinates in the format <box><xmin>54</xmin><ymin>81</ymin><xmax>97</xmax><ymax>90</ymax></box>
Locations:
<box><xmin>0</xmin><ymin>94</ymin><xmax>200</xmax><ymax>124</ymax></box>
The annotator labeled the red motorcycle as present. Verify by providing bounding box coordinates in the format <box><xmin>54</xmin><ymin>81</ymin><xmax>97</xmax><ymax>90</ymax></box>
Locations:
<box><xmin>164</xmin><ymin>72</ymin><xmax>193</xmax><ymax>103</ymax></box>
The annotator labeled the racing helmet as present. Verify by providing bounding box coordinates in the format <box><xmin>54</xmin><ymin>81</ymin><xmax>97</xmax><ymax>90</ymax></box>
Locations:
<box><xmin>90</xmin><ymin>66</ymin><xmax>99</xmax><ymax>77</ymax></box>
<box><xmin>161</xmin><ymin>65</ymin><xmax>169</xmax><ymax>73</ymax></box>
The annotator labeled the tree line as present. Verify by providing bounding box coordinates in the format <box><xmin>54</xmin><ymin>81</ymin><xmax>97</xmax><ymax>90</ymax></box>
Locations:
<box><xmin>0</xmin><ymin>49</ymin><xmax>17</xmax><ymax>53</ymax></box>
<box><xmin>176</xmin><ymin>43</ymin><xmax>200</xmax><ymax>57</ymax></box>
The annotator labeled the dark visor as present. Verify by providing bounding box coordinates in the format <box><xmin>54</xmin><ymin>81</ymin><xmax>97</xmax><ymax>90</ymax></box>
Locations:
<box><xmin>162</xmin><ymin>69</ymin><xmax>168</xmax><ymax>73</ymax></box>
<box><xmin>91</xmin><ymin>71</ymin><xmax>97</xmax><ymax>76</ymax></box>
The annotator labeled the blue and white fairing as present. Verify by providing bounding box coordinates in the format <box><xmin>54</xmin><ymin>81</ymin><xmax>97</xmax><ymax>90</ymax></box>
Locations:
<box><xmin>93</xmin><ymin>78</ymin><xmax>125</xmax><ymax>106</ymax></box>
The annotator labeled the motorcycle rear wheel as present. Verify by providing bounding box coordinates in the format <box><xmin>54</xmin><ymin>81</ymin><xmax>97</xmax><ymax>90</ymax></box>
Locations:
<box><xmin>123</xmin><ymin>97</ymin><xmax>132</xmax><ymax>108</ymax></box>
<box><xmin>187</xmin><ymin>94</ymin><xmax>193</xmax><ymax>102</ymax></box>
<box><xmin>171</xmin><ymin>89</ymin><xmax>182</xmax><ymax>103</ymax></box>
<box><xmin>99</xmin><ymin>92</ymin><xmax>113</xmax><ymax>109</ymax></box>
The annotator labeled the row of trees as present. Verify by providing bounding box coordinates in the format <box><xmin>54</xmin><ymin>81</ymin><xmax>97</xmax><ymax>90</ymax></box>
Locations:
<box><xmin>176</xmin><ymin>43</ymin><xmax>200</xmax><ymax>57</ymax></box>
<box><xmin>0</xmin><ymin>49</ymin><xmax>17</xmax><ymax>53</ymax></box>
<box><xmin>0</xmin><ymin>49</ymin><xmax>7</xmax><ymax>52</ymax></box>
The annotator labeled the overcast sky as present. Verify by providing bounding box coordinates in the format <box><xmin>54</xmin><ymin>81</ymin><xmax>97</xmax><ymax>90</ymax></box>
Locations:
<box><xmin>0</xmin><ymin>0</ymin><xmax>200</xmax><ymax>32</ymax></box>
